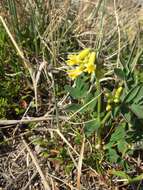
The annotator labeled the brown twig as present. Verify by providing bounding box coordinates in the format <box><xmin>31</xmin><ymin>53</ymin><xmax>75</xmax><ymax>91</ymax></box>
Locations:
<box><xmin>77</xmin><ymin>137</ymin><xmax>85</xmax><ymax>190</ymax></box>
<box><xmin>22</xmin><ymin>138</ymin><xmax>51</xmax><ymax>190</ymax></box>
<box><xmin>0</xmin><ymin>115</ymin><xmax>69</xmax><ymax>126</ymax></box>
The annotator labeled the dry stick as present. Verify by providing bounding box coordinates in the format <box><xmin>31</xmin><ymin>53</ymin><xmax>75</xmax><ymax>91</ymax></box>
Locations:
<box><xmin>10</xmin><ymin>127</ymin><xmax>98</xmax><ymax>188</ymax></box>
<box><xmin>56</xmin><ymin>129</ymin><xmax>79</xmax><ymax>156</ymax></box>
<box><xmin>0</xmin><ymin>16</ymin><xmax>38</xmax><ymax>110</ymax></box>
<box><xmin>26</xmin><ymin>153</ymin><xmax>32</xmax><ymax>190</ymax></box>
<box><xmin>113</xmin><ymin>0</ymin><xmax>121</xmax><ymax>68</ymax></box>
<box><xmin>23</xmin><ymin>130</ymin><xmax>78</xmax><ymax>189</ymax></box>
<box><xmin>41</xmin><ymin>130</ymin><xmax>98</xmax><ymax>186</ymax></box>
<box><xmin>47</xmin><ymin>173</ymin><xmax>76</xmax><ymax>190</ymax></box>
<box><xmin>67</xmin><ymin>148</ymin><xmax>78</xmax><ymax>169</ymax></box>
<box><xmin>0</xmin><ymin>115</ymin><xmax>69</xmax><ymax>126</ymax></box>
<box><xmin>0</xmin><ymin>16</ymin><xmax>30</xmax><ymax>69</ymax></box>
<box><xmin>0</xmin><ymin>93</ymin><xmax>101</xmax><ymax>126</ymax></box>
<box><xmin>0</xmin><ymin>116</ymin><xmax>102</xmax><ymax>127</ymax></box>
<box><xmin>22</xmin><ymin>138</ymin><xmax>51</xmax><ymax>190</ymax></box>
<box><xmin>77</xmin><ymin>137</ymin><xmax>85</xmax><ymax>190</ymax></box>
<box><xmin>22</xmin><ymin>172</ymin><xmax>38</xmax><ymax>190</ymax></box>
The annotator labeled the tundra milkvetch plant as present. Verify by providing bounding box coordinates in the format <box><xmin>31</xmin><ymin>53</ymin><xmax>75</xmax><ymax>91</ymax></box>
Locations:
<box><xmin>65</xmin><ymin>48</ymin><xmax>105</xmax><ymax>148</ymax></box>
<box><xmin>65</xmin><ymin>48</ymin><xmax>125</xmax><ymax>150</ymax></box>
<box><xmin>65</xmin><ymin>45</ymin><xmax>143</xmax><ymax>180</ymax></box>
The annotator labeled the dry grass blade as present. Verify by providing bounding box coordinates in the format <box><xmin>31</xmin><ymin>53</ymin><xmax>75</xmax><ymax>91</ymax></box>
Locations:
<box><xmin>0</xmin><ymin>16</ymin><xmax>39</xmax><ymax>110</ymax></box>
<box><xmin>0</xmin><ymin>16</ymin><xmax>33</xmax><ymax>73</ymax></box>
<box><xmin>68</xmin><ymin>93</ymin><xmax>102</xmax><ymax>120</ymax></box>
<box><xmin>77</xmin><ymin>137</ymin><xmax>85</xmax><ymax>190</ymax></box>
<box><xmin>22</xmin><ymin>172</ymin><xmax>38</xmax><ymax>190</ymax></box>
<box><xmin>56</xmin><ymin>129</ymin><xmax>79</xmax><ymax>156</ymax></box>
<box><xmin>113</xmin><ymin>0</ymin><xmax>121</xmax><ymax>68</ymax></box>
<box><xmin>0</xmin><ymin>115</ymin><xmax>69</xmax><ymax>126</ymax></box>
<box><xmin>22</xmin><ymin>138</ymin><xmax>51</xmax><ymax>190</ymax></box>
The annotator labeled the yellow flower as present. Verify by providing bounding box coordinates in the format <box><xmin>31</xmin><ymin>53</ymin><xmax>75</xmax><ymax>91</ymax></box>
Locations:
<box><xmin>66</xmin><ymin>49</ymin><xmax>91</xmax><ymax>66</ymax></box>
<box><xmin>66</xmin><ymin>49</ymin><xmax>97</xmax><ymax>79</ymax></box>
<box><xmin>88</xmin><ymin>52</ymin><xmax>96</xmax><ymax>65</ymax></box>
<box><xmin>66</xmin><ymin>54</ymin><xmax>81</xmax><ymax>65</ymax></box>
<box><xmin>84</xmin><ymin>52</ymin><xmax>96</xmax><ymax>73</ymax></box>
<box><xmin>77</xmin><ymin>48</ymin><xmax>90</xmax><ymax>60</ymax></box>
<box><xmin>67</xmin><ymin>54</ymin><xmax>77</xmax><ymax>60</ymax></box>
<box><xmin>82</xmin><ymin>56</ymin><xmax>90</xmax><ymax>64</ymax></box>
<box><xmin>67</xmin><ymin>67</ymin><xmax>83</xmax><ymax>80</ymax></box>
<box><xmin>85</xmin><ymin>63</ymin><xmax>96</xmax><ymax>74</ymax></box>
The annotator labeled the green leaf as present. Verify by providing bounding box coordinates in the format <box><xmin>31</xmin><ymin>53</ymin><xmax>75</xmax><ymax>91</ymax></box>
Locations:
<box><xmin>117</xmin><ymin>140</ymin><xmax>129</xmax><ymax>155</ymax></box>
<box><xmin>40</xmin><ymin>151</ymin><xmax>49</xmax><ymax>158</ymax></box>
<box><xmin>64</xmin><ymin>78</ymin><xmax>88</xmax><ymax>99</ymax></box>
<box><xmin>112</xmin><ymin>106</ymin><xmax>120</xmax><ymax>117</ymax></box>
<box><xmin>124</xmin><ymin>85</ymin><xmax>141</xmax><ymax>103</ymax></box>
<box><xmin>131</xmin><ymin>48</ymin><xmax>143</xmax><ymax>72</ymax></box>
<box><xmin>133</xmin><ymin>86</ymin><xmax>143</xmax><ymax>104</ymax></box>
<box><xmin>84</xmin><ymin>120</ymin><xmax>100</xmax><ymax>137</ymax></box>
<box><xmin>84</xmin><ymin>92</ymin><xmax>98</xmax><ymax>111</ymax></box>
<box><xmin>130</xmin><ymin>104</ymin><xmax>143</xmax><ymax>119</ymax></box>
<box><xmin>110</xmin><ymin>123</ymin><xmax>126</xmax><ymax>142</ymax></box>
<box><xmin>129</xmin><ymin>173</ymin><xmax>143</xmax><ymax>184</ymax></box>
<box><xmin>105</xmin><ymin>123</ymin><xmax>127</xmax><ymax>155</ymax></box>
<box><xmin>121</xmin><ymin>105</ymin><xmax>132</xmax><ymax>123</ymax></box>
<box><xmin>108</xmin><ymin>148</ymin><xmax>119</xmax><ymax>163</ymax></box>
<box><xmin>65</xmin><ymin>103</ymin><xmax>82</xmax><ymax>112</ymax></box>
<box><xmin>114</xmin><ymin>68</ymin><xmax>125</xmax><ymax>80</ymax></box>
<box><xmin>64</xmin><ymin>85</ymin><xmax>79</xmax><ymax>99</ymax></box>
<box><xmin>110</xmin><ymin>170</ymin><xmax>131</xmax><ymax>181</ymax></box>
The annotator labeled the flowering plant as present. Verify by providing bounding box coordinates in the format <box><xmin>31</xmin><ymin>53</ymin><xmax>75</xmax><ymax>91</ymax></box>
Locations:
<box><xmin>65</xmin><ymin>46</ymin><xmax>143</xmax><ymax>173</ymax></box>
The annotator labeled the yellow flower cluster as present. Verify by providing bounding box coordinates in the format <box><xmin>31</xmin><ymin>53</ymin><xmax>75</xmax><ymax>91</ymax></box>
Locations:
<box><xmin>105</xmin><ymin>86</ymin><xmax>123</xmax><ymax>111</ymax></box>
<box><xmin>66</xmin><ymin>48</ymin><xmax>96</xmax><ymax>80</ymax></box>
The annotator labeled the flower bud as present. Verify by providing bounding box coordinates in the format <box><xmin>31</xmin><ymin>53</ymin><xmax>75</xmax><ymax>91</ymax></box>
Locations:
<box><xmin>77</xmin><ymin>48</ymin><xmax>90</xmax><ymax>60</ymax></box>
<box><xmin>105</xmin><ymin>92</ymin><xmax>110</xmax><ymax>97</ymax></box>
<box><xmin>106</xmin><ymin>104</ymin><xmax>111</xmax><ymax>111</ymax></box>
<box><xmin>114</xmin><ymin>98</ymin><xmax>120</xmax><ymax>103</ymax></box>
<box><xmin>107</xmin><ymin>99</ymin><xmax>112</xmax><ymax>104</ymax></box>
<box><xmin>114</xmin><ymin>86</ymin><xmax>123</xmax><ymax>99</ymax></box>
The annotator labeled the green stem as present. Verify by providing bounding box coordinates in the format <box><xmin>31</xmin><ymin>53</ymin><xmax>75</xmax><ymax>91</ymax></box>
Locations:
<box><xmin>97</xmin><ymin>111</ymin><xmax>111</xmax><ymax>148</ymax></box>
<box><xmin>101</xmin><ymin>111</ymin><xmax>111</xmax><ymax>126</ymax></box>
<box><xmin>96</xmin><ymin>79</ymin><xmax>102</xmax><ymax>147</ymax></box>
<box><xmin>96</xmin><ymin>79</ymin><xmax>101</xmax><ymax>121</ymax></box>
<box><xmin>96</xmin><ymin>78</ymin><xmax>111</xmax><ymax>148</ymax></box>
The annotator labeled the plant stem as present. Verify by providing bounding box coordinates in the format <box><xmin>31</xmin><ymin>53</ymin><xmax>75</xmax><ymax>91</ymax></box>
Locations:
<box><xmin>97</xmin><ymin>110</ymin><xmax>111</xmax><ymax>148</ymax></box>
<box><xmin>96</xmin><ymin>79</ymin><xmax>102</xmax><ymax>147</ymax></box>
<box><xmin>101</xmin><ymin>111</ymin><xmax>111</xmax><ymax>126</ymax></box>
<box><xmin>96</xmin><ymin>79</ymin><xmax>101</xmax><ymax>121</ymax></box>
